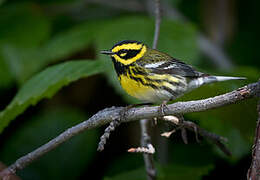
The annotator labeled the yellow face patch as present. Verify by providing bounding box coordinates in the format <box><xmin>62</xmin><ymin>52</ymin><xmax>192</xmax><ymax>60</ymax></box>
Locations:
<box><xmin>112</xmin><ymin>45</ymin><xmax>147</xmax><ymax>65</ymax></box>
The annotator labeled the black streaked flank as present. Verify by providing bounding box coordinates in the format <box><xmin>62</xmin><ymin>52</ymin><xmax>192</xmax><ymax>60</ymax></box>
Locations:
<box><xmin>161</xmin><ymin>86</ymin><xmax>179</xmax><ymax>97</ymax></box>
<box><xmin>128</xmin><ymin>74</ymin><xmax>160</xmax><ymax>91</ymax></box>
<box><xmin>128</xmin><ymin>66</ymin><xmax>185</xmax><ymax>97</ymax></box>
<box><xmin>130</xmin><ymin>66</ymin><xmax>147</xmax><ymax>75</ymax></box>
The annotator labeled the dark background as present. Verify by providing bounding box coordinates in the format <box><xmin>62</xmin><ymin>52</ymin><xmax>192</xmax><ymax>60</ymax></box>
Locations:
<box><xmin>0</xmin><ymin>0</ymin><xmax>259</xmax><ymax>179</ymax></box>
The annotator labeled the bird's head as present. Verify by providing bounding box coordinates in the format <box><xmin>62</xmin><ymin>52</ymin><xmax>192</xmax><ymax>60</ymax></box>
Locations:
<box><xmin>101</xmin><ymin>40</ymin><xmax>147</xmax><ymax>65</ymax></box>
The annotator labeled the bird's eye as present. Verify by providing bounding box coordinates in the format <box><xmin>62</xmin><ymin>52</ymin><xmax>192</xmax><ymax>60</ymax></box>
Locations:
<box><xmin>117</xmin><ymin>49</ymin><xmax>128</xmax><ymax>57</ymax></box>
<box><xmin>120</xmin><ymin>52</ymin><xmax>127</xmax><ymax>56</ymax></box>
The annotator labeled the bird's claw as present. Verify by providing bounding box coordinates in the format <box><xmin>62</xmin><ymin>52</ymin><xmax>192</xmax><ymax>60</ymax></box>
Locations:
<box><xmin>159</xmin><ymin>100</ymin><xmax>169</xmax><ymax>116</ymax></box>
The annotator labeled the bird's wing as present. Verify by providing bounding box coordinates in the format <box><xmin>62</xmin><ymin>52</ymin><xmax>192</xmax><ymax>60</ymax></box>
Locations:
<box><xmin>137</xmin><ymin>49</ymin><xmax>202</xmax><ymax>77</ymax></box>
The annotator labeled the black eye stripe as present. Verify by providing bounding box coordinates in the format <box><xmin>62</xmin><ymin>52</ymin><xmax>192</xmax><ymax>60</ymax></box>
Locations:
<box><xmin>117</xmin><ymin>49</ymin><xmax>128</xmax><ymax>54</ymax></box>
<box><xmin>118</xmin><ymin>49</ymin><xmax>141</xmax><ymax>60</ymax></box>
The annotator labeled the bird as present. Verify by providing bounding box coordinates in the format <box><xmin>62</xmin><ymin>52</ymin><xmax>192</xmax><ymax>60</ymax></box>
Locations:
<box><xmin>101</xmin><ymin>40</ymin><xmax>245</xmax><ymax>106</ymax></box>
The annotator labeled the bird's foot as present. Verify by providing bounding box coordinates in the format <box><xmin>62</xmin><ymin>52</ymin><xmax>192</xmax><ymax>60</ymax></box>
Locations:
<box><xmin>159</xmin><ymin>100</ymin><xmax>169</xmax><ymax>117</ymax></box>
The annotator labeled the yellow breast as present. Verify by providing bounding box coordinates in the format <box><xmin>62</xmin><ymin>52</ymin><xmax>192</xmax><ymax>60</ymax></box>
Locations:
<box><xmin>119</xmin><ymin>74</ymin><xmax>176</xmax><ymax>103</ymax></box>
<box><xmin>119</xmin><ymin>74</ymin><xmax>153</xmax><ymax>101</ymax></box>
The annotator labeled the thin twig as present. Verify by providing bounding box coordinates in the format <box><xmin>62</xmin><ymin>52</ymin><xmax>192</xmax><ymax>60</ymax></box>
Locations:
<box><xmin>97</xmin><ymin>104</ymin><xmax>148</xmax><ymax>151</ymax></box>
<box><xmin>182</xmin><ymin>121</ymin><xmax>231</xmax><ymax>156</ymax></box>
<box><xmin>97</xmin><ymin>118</ymin><xmax>120</xmax><ymax>151</ymax></box>
<box><xmin>162</xmin><ymin>115</ymin><xmax>231</xmax><ymax>156</ymax></box>
<box><xmin>152</xmin><ymin>0</ymin><xmax>161</xmax><ymax>49</ymax></box>
<box><xmin>128</xmin><ymin>144</ymin><xmax>155</xmax><ymax>154</ymax></box>
<box><xmin>0</xmin><ymin>81</ymin><xmax>259</xmax><ymax>178</ymax></box>
<box><xmin>247</xmin><ymin>98</ymin><xmax>260</xmax><ymax>179</ymax></box>
<box><xmin>139</xmin><ymin>0</ymin><xmax>161</xmax><ymax>179</ymax></box>
<box><xmin>140</xmin><ymin>119</ymin><xmax>156</xmax><ymax>180</ymax></box>
<box><xmin>0</xmin><ymin>162</ymin><xmax>21</xmax><ymax>180</ymax></box>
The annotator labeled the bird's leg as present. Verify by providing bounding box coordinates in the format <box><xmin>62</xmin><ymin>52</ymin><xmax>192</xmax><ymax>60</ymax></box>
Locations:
<box><xmin>159</xmin><ymin>100</ymin><xmax>169</xmax><ymax>116</ymax></box>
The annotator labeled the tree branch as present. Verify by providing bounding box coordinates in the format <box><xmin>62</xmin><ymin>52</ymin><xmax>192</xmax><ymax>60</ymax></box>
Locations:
<box><xmin>152</xmin><ymin>0</ymin><xmax>161</xmax><ymax>49</ymax></box>
<box><xmin>181</xmin><ymin>120</ymin><xmax>231</xmax><ymax>156</ymax></box>
<box><xmin>161</xmin><ymin>115</ymin><xmax>231</xmax><ymax>155</ymax></box>
<box><xmin>0</xmin><ymin>81</ymin><xmax>259</xmax><ymax>178</ymax></box>
<box><xmin>97</xmin><ymin>118</ymin><xmax>120</xmax><ymax>151</ymax></box>
<box><xmin>138</xmin><ymin>0</ymin><xmax>161</xmax><ymax>179</ymax></box>
<box><xmin>140</xmin><ymin>120</ymin><xmax>156</xmax><ymax>180</ymax></box>
<box><xmin>247</xmin><ymin>97</ymin><xmax>260</xmax><ymax>179</ymax></box>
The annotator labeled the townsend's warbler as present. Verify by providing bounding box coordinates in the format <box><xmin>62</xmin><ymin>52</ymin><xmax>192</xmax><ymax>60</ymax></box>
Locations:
<box><xmin>101</xmin><ymin>40</ymin><xmax>245</xmax><ymax>104</ymax></box>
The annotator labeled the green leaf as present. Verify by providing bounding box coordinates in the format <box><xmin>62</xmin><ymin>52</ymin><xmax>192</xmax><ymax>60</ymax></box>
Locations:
<box><xmin>0</xmin><ymin>0</ymin><xmax>6</xmax><ymax>6</ymax></box>
<box><xmin>0</xmin><ymin>3</ymin><xmax>51</xmax><ymax>48</ymax></box>
<box><xmin>0</xmin><ymin>56</ymin><xmax>13</xmax><ymax>89</ymax></box>
<box><xmin>39</xmin><ymin>23</ymin><xmax>95</xmax><ymax>65</ymax></box>
<box><xmin>0</xmin><ymin>45</ymin><xmax>36</xmax><ymax>85</ymax></box>
<box><xmin>0</xmin><ymin>107</ymin><xmax>98</xmax><ymax>180</ymax></box>
<box><xmin>0</xmin><ymin>11</ymin><xmax>95</xmax><ymax>84</ymax></box>
<box><xmin>0</xmin><ymin>2</ymin><xmax>51</xmax><ymax>87</ymax></box>
<box><xmin>13</xmin><ymin>22</ymin><xmax>97</xmax><ymax>83</ymax></box>
<box><xmin>0</xmin><ymin>60</ymin><xmax>104</xmax><ymax>134</ymax></box>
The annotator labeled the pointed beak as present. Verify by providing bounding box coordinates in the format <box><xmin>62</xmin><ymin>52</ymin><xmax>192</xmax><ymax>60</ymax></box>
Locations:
<box><xmin>100</xmin><ymin>50</ymin><xmax>115</xmax><ymax>55</ymax></box>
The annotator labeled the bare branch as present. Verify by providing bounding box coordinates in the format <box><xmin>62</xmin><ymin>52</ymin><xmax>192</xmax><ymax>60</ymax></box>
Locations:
<box><xmin>128</xmin><ymin>144</ymin><xmax>155</xmax><ymax>154</ymax></box>
<box><xmin>97</xmin><ymin>118</ymin><xmax>120</xmax><ymax>151</ymax></box>
<box><xmin>162</xmin><ymin>115</ymin><xmax>231</xmax><ymax>156</ymax></box>
<box><xmin>0</xmin><ymin>81</ymin><xmax>259</xmax><ymax>178</ymax></box>
<box><xmin>181</xmin><ymin>121</ymin><xmax>231</xmax><ymax>156</ymax></box>
<box><xmin>140</xmin><ymin>119</ymin><xmax>157</xmax><ymax>180</ymax></box>
<box><xmin>0</xmin><ymin>162</ymin><xmax>20</xmax><ymax>180</ymax></box>
<box><xmin>247</xmin><ymin>98</ymin><xmax>260</xmax><ymax>179</ymax></box>
<box><xmin>152</xmin><ymin>0</ymin><xmax>161</xmax><ymax>49</ymax></box>
<box><xmin>138</xmin><ymin>0</ymin><xmax>161</xmax><ymax>179</ymax></box>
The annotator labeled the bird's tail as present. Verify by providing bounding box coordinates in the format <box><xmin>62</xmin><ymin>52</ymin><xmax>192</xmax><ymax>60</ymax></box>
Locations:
<box><xmin>188</xmin><ymin>75</ymin><xmax>246</xmax><ymax>90</ymax></box>
<box><xmin>203</xmin><ymin>75</ymin><xmax>246</xmax><ymax>84</ymax></box>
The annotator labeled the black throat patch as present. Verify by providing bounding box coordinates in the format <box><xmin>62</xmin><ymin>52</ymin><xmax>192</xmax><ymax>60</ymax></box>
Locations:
<box><xmin>111</xmin><ymin>56</ymin><xmax>128</xmax><ymax>76</ymax></box>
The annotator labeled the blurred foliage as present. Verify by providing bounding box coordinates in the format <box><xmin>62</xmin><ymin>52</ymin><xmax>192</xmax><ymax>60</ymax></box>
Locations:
<box><xmin>0</xmin><ymin>60</ymin><xmax>104</xmax><ymax>133</ymax></box>
<box><xmin>105</xmin><ymin>163</ymin><xmax>213</xmax><ymax>180</ymax></box>
<box><xmin>105</xmin><ymin>143</ymin><xmax>215</xmax><ymax>180</ymax></box>
<box><xmin>0</xmin><ymin>0</ymin><xmax>259</xmax><ymax>179</ymax></box>
<box><xmin>0</xmin><ymin>107</ymin><xmax>98</xmax><ymax>180</ymax></box>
